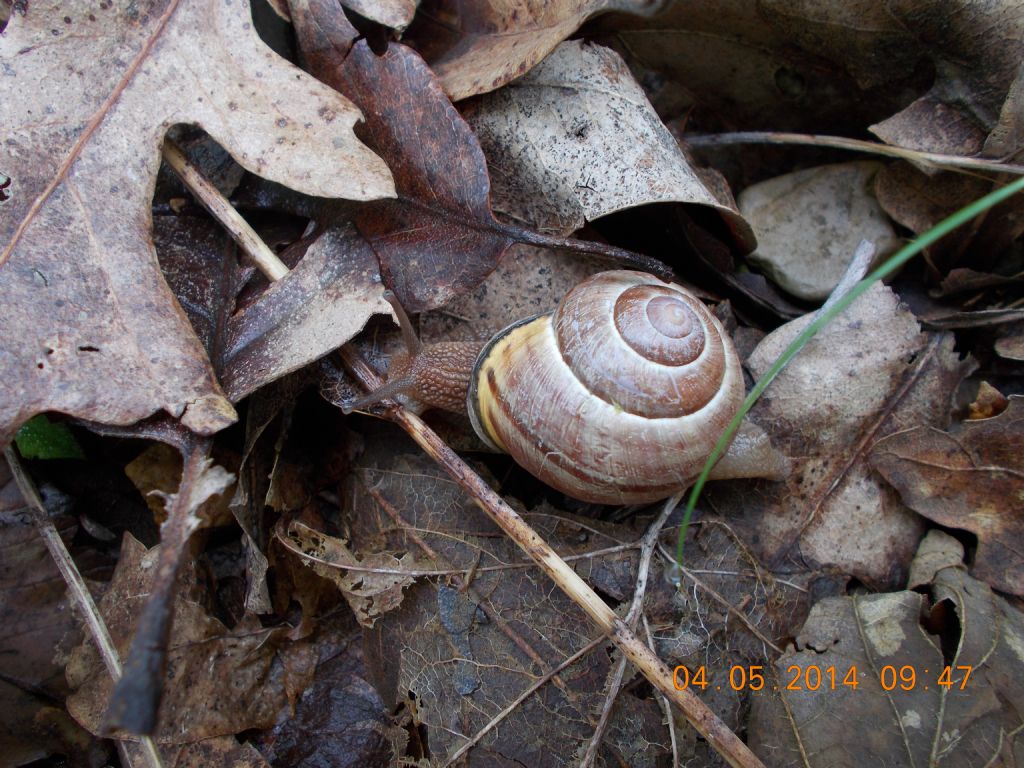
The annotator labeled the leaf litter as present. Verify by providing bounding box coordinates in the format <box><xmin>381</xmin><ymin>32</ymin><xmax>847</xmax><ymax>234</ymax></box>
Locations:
<box><xmin>0</xmin><ymin>1</ymin><xmax>1023</xmax><ymax>766</ymax></box>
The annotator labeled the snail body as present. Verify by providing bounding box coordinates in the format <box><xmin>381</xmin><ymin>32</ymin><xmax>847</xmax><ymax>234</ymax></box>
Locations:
<box><xmin>349</xmin><ymin>271</ymin><xmax>758</xmax><ymax>505</ymax></box>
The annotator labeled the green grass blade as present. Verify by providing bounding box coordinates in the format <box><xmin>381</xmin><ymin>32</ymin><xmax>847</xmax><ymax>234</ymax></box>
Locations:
<box><xmin>676</xmin><ymin>174</ymin><xmax>1024</xmax><ymax>571</ymax></box>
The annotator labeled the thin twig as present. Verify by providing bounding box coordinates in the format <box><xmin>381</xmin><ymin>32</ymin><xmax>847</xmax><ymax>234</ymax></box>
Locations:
<box><xmin>581</xmin><ymin>492</ymin><xmax>682</xmax><ymax>767</ymax></box>
<box><xmin>162</xmin><ymin>142</ymin><xmax>767</xmax><ymax>768</ymax></box>
<box><xmin>3</xmin><ymin>448</ymin><xmax>165</xmax><ymax>768</ymax></box>
<box><xmin>162</xmin><ymin>139</ymin><xmax>289</xmax><ymax>280</ymax></box>
<box><xmin>442</xmin><ymin>635</ymin><xmax>609</xmax><ymax>767</ymax></box>
<box><xmin>683</xmin><ymin>131</ymin><xmax>1024</xmax><ymax>176</ymax></box>
<box><xmin>645</xmin><ymin>614</ymin><xmax>680</xmax><ymax>768</ymax></box>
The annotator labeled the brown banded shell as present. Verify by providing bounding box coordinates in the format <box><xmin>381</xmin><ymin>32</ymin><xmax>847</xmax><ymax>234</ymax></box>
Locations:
<box><xmin>468</xmin><ymin>271</ymin><xmax>744</xmax><ymax>504</ymax></box>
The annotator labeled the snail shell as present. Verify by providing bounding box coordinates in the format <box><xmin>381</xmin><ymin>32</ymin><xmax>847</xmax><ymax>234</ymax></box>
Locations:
<box><xmin>467</xmin><ymin>271</ymin><xmax>744</xmax><ymax>504</ymax></box>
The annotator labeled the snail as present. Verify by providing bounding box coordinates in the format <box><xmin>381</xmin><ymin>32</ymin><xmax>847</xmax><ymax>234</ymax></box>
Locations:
<box><xmin>346</xmin><ymin>270</ymin><xmax>785</xmax><ymax>504</ymax></box>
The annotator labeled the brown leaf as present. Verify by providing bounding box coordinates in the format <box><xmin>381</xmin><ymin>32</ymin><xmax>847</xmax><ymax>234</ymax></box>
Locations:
<box><xmin>341</xmin><ymin>446</ymin><xmax>669</xmax><ymax>765</ymax></box>
<box><xmin>294</xmin><ymin>2</ymin><xmax>516</xmax><ymax>312</ymax></box>
<box><xmin>874</xmin><ymin>163</ymin><xmax>1024</xmax><ymax>275</ymax></box>
<box><xmin>869</xmin><ymin>0</ymin><xmax>1024</xmax><ymax>156</ymax></box>
<box><xmin>463</xmin><ymin>40</ymin><xmax>753</xmax><ymax>246</ymax></box>
<box><xmin>292</xmin><ymin>0</ymin><xmax>665</xmax><ymax>312</ymax></box>
<box><xmin>66</xmin><ymin>534</ymin><xmax>316</xmax><ymax>743</ymax></box>
<box><xmin>590</xmin><ymin>2</ymin><xmax>922</xmax><ymax>136</ymax></box>
<box><xmin>254</xmin><ymin>628</ymin><xmax>399</xmax><ymax>767</ymax></box>
<box><xmin>406</xmin><ymin>0</ymin><xmax>665</xmax><ymax>101</ymax></box>
<box><xmin>279</xmin><ymin>519</ymin><xmax>416</xmax><ymax>628</ymax></box>
<box><xmin>749</xmin><ymin>531</ymin><xmax>1024</xmax><ymax>766</ymax></box>
<box><xmin>0</xmin><ymin>460</ymin><xmax>107</xmax><ymax>764</ymax></box>
<box><xmin>219</xmin><ymin>223</ymin><xmax>390</xmax><ymax>402</ymax></box>
<box><xmin>715</xmin><ymin>284</ymin><xmax>973</xmax><ymax>587</ymax></box>
<box><xmin>0</xmin><ymin>0</ymin><xmax>394</xmax><ymax>443</ymax></box>
<box><xmin>870</xmin><ymin>396</ymin><xmax>1024</xmax><ymax>596</ymax></box>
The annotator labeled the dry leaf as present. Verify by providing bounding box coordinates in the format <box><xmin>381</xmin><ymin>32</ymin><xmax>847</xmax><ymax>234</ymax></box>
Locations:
<box><xmin>342</xmin><ymin>447</ymin><xmax>669</xmax><ymax>766</ymax></box>
<box><xmin>219</xmin><ymin>223</ymin><xmax>391</xmax><ymax>401</ymax></box>
<box><xmin>464</xmin><ymin>40</ymin><xmax>753</xmax><ymax>245</ymax></box>
<box><xmin>868</xmin><ymin>0</ymin><xmax>1024</xmax><ymax>156</ymax></box>
<box><xmin>280</xmin><ymin>519</ymin><xmax>416</xmax><ymax>628</ymax></box>
<box><xmin>0</xmin><ymin>462</ymin><xmax>106</xmax><ymax>763</ymax></box>
<box><xmin>406</xmin><ymin>0</ymin><xmax>665</xmax><ymax>101</ymax></box>
<box><xmin>66</xmin><ymin>534</ymin><xmax>316</xmax><ymax>743</ymax></box>
<box><xmin>0</xmin><ymin>0</ymin><xmax>394</xmax><ymax>443</ymax></box>
<box><xmin>715</xmin><ymin>283</ymin><xmax>973</xmax><ymax>587</ymax></box>
<box><xmin>591</xmin><ymin>2</ymin><xmax>919</xmax><ymax>136</ymax></box>
<box><xmin>870</xmin><ymin>396</ymin><xmax>1024</xmax><ymax>596</ymax></box>
<box><xmin>749</xmin><ymin>531</ymin><xmax>1024</xmax><ymax>766</ymax></box>
<box><xmin>874</xmin><ymin>163</ymin><xmax>1024</xmax><ymax>275</ymax></box>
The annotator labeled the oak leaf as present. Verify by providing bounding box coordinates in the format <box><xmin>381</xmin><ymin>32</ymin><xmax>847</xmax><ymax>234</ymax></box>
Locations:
<box><xmin>0</xmin><ymin>0</ymin><xmax>394</xmax><ymax>443</ymax></box>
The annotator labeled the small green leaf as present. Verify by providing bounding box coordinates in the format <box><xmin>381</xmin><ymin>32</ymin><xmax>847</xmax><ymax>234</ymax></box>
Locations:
<box><xmin>14</xmin><ymin>415</ymin><xmax>85</xmax><ymax>460</ymax></box>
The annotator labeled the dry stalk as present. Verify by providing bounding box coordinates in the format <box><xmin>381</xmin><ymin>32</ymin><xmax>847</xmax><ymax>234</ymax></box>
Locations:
<box><xmin>162</xmin><ymin>142</ymin><xmax>768</xmax><ymax>768</ymax></box>
<box><xmin>4</xmin><ymin>447</ymin><xmax>165</xmax><ymax>768</ymax></box>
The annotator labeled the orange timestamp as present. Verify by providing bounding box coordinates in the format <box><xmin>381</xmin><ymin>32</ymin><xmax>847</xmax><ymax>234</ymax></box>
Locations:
<box><xmin>672</xmin><ymin>664</ymin><xmax>973</xmax><ymax>692</ymax></box>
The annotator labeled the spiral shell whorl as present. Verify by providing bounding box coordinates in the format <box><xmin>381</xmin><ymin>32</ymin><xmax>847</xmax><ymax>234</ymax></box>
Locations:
<box><xmin>554</xmin><ymin>272</ymin><xmax>727</xmax><ymax>419</ymax></box>
<box><xmin>470</xmin><ymin>271</ymin><xmax>744</xmax><ymax>504</ymax></box>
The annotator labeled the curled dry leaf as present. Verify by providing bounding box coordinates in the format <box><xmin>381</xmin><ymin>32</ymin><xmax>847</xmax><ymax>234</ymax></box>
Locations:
<box><xmin>716</xmin><ymin>283</ymin><xmax>973</xmax><ymax>587</ymax></box>
<box><xmin>463</xmin><ymin>40</ymin><xmax>754</xmax><ymax>246</ymax></box>
<box><xmin>279</xmin><ymin>519</ymin><xmax>416</xmax><ymax>628</ymax></box>
<box><xmin>406</xmin><ymin>0</ymin><xmax>665</xmax><ymax>101</ymax></box>
<box><xmin>591</xmin><ymin>2</ymin><xmax>921</xmax><ymax>136</ymax></box>
<box><xmin>866</xmin><ymin>0</ymin><xmax>1024</xmax><ymax>156</ymax></box>
<box><xmin>749</xmin><ymin>531</ymin><xmax>1024</xmax><ymax>766</ymax></box>
<box><xmin>0</xmin><ymin>0</ymin><xmax>394</xmax><ymax>443</ymax></box>
<box><xmin>870</xmin><ymin>396</ymin><xmax>1024</xmax><ymax>596</ymax></box>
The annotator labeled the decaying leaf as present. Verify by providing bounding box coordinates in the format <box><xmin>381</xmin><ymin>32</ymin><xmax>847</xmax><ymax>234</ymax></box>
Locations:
<box><xmin>749</xmin><ymin>531</ymin><xmax>1024</xmax><ymax>767</ymax></box>
<box><xmin>870</xmin><ymin>396</ymin><xmax>1024</xmax><ymax>596</ymax></box>
<box><xmin>0</xmin><ymin>460</ymin><xmax>108</xmax><ymax>764</ymax></box>
<box><xmin>66</xmin><ymin>534</ymin><xmax>317</xmax><ymax>743</ymax></box>
<box><xmin>294</xmin><ymin>1</ymin><xmax>662</xmax><ymax>313</ymax></box>
<box><xmin>464</xmin><ymin>40</ymin><xmax>753</xmax><ymax>246</ymax></box>
<box><xmin>0</xmin><ymin>0</ymin><xmax>394</xmax><ymax>443</ymax></box>
<box><xmin>874</xmin><ymin>163</ymin><xmax>1024</xmax><ymax>275</ymax></box>
<box><xmin>591</xmin><ymin>2</ymin><xmax>923</xmax><ymax>136</ymax></box>
<box><xmin>868</xmin><ymin>0</ymin><xmax>1024</xmax><ymax>156</ymax></box>
<box><xmin>739</xmin><ymin>161</ymin><xmax>898</xmax><ymax>301</ymax></box>
<box><xmin>340</xmin><ymin>444</ymin><xmax>669</xmax><ymax>766</ymax></box>
<box><xmin>254</xmin><ymin>624</ymin><xmax>401</xmax><ymax>767</ymax></box>
<box><xmin>280</xmin><ymin>519</ymin><xmax>416</xmax><ymax>628</ymax></box>
<box><xmin>406</xmin><ymin>0</ymin><xmax>665</xmax><ymax>101</ymax></box>
<box><xmin>713</xmin><ymin>283</ymin><xmax>973</xmax><ymax>587</ymax></box>
<box><xmin>294</xmin><ymin>1</ymin><xmax>546</xmax><ymax>312</ymax></box>
<box><xmin>219</xmin><ymin>223</ymin><xmax>392</xmax><ymax>401</ymax></box>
